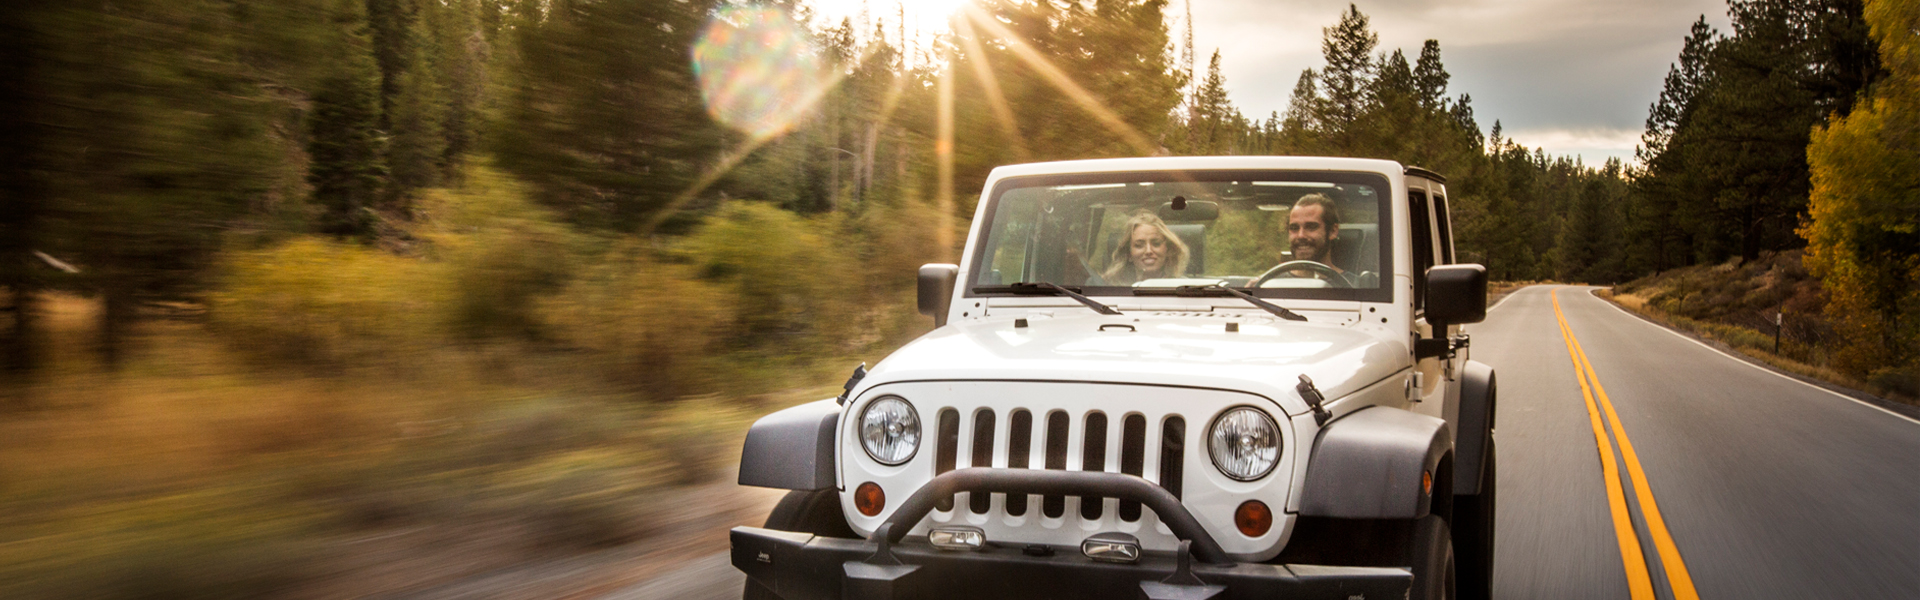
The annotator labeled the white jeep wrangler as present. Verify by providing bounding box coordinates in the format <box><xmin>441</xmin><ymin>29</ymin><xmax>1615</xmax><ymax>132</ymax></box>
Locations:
<box><xmin>731</xmin><ymin>156</ymin><xmax>1497</xmax><ymax>600</ymax></box>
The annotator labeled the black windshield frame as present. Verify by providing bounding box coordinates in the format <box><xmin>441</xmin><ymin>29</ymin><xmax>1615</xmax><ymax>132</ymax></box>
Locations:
<box><xmin>965</xmin><ymin>169</ymin><xmax>1396</xmax><ymax>303</ymax></box>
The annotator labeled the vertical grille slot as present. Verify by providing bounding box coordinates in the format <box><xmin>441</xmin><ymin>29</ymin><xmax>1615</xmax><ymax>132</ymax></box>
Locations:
<box><xmin>1080</xmin><ymin>412</ymin><xmax>1108</xmax><ymax>520</ymax></box>
<box><xmin>1042</xmin><ymin>411</ymin><xmax>1069</xmax><ymax>518</ymax></box>
<box><xmin>1119</xmin><ymin>413</ymin><xmax>1147</xmax><ymax>521</ymax></box>
<box><xmin>1159</xmin><ymin>417</ymin><xmax>1186</xmax><ymax>500</ymax></box>
<box><xmin>969</xmin><ymin>409</ymin><xmax>997</xmax><ymax>514</ymax></box>
<box><xmin>1005</xmin><ymin>409</ymin><xmax>1032</xmax><ymax>516</ymax></box>
<box><xmin>935</xmin><ymin>408</ymin><xmax>959</xmax><ymax>512</ymax></box>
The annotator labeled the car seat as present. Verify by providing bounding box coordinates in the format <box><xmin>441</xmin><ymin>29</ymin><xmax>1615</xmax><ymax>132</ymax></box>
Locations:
<box><xmin>1327</xmin><ymin>223</ymin><xmax>1377</xmax><ymax>276</ymax></box>
<box><xmin>1167</xmin><ymin>224</ymin><xmax>1206</xmax><ymax>275</ymax></box>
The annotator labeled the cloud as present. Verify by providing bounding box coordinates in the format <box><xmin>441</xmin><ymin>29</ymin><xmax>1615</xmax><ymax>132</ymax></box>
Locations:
<box><xmin>1188</xmin><ymin>0</ymin><xmax>1732</xmax><ymax>139</ymax></box>
<box><xmin>1501</xmin><ymin>127</ymin><xmax>1644</xmax><ymax>166</ymax></box>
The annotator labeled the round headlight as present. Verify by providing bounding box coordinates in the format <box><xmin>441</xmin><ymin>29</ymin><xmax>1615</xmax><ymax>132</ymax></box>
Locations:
<box><xmin>1208</xmin><ymin>406</ymin><xmax>1281</xmax><ymax>481</ymax></box>
<box><xmin>859</xmin><ymin>396</ymin><xmax>920</xmax><ymax>465</ymax></box>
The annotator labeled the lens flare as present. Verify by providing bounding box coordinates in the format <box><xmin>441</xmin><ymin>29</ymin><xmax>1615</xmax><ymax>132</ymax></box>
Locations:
<box><xmin>692</xmin><ymin>6</ymin><xmax>827</xmax><ymax>140</ymax></box>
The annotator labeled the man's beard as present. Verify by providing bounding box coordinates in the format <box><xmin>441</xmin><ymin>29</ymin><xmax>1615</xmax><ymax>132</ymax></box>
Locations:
<box><xmin>1292</xmin><ymin>240</ymin><xmax>1323</xmax><ymax>262</ymax></box>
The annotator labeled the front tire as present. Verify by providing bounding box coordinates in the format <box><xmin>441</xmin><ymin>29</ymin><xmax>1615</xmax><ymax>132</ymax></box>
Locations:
<box><xmin>1453</xmin><ymin>437</ymin><xmax>1496</xmax><ymax>600</ymax></box>
<box><xmin>1409</xmin><ymin>514</ymin><xmax>1456</xmax><ymax>600</ymax></box>
<box><xmin>744</xmin><ymin>489</ymin><xmax>857</xmax><ymax>599</ymax></box>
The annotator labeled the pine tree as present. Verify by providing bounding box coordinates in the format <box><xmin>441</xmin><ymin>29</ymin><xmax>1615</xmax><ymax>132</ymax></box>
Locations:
<box><xmin>1412</xmin><ymin>40</ymin><xmax>1448</xmax><ymax>111</ymax></box>
<box><xmin>1279</xmin><ymin>68</ymin><xmax>1321</xmax><ymax>154</ymax></box>
<box><xmin>38</xmin><ymin>0</ymin><xmax>277</xmax><ymax>367</ymax></box>
<box><xmin>385</xmin><ymin>9</ymin><xmax>445</xmax><ymax>204</ymax></box>
<box><xmin>307</xmin><ymin>0</ymin><xmax>388</xmax><ymax>238</ymax></box>
<box><xmin>1314</xmin><ymin>3</ymin><xmax>1377</xmax><ymax>154</ymax></box>
<box><xmin>494</xmin><ymin>0</ymin><xmax>722</xmax><ymax>230</ymax></box>
<box><xmin>0</xmin><ymin>1</ymin><xmax>50</xmax><ymax>377</ymax></box>
<box><xmin>426</xmin><ymin>0</ymin><xmax>489</xmax><ymax>179</ymax></box>
<box><xmin>1192</xmin><ymin>50</ymin><xmax>1235</xmax><ymax>153</ymax></box>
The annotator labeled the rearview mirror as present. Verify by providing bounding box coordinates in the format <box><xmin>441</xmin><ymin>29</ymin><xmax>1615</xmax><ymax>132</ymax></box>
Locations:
<box><xmin>918</xmin><ymin>264</ymin><xmax>959</xmax><ymax>326</ymax></box>
<box><xmin>1158</xmin><ymin>198</ymin><xmax>1219</xmax><ymax>222</ymax></box>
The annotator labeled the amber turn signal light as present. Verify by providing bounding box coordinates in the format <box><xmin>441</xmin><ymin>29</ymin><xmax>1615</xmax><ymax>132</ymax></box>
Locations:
<box><xmin>1234</xmin><ymin>500</ymin><xmax>1272</xmax><ymax>537</ymax></box>
<box><xmin>855</xmin><ymin>482</ymin><xmax>885</xmax><ymax>516</ymax></box>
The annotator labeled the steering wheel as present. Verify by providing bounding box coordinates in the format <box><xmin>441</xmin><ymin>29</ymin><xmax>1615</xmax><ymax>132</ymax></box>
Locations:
<box><xmin>1252</xmin><ymin>260</ymin><xmax>1351</xmax><ymax>288</ymax></box>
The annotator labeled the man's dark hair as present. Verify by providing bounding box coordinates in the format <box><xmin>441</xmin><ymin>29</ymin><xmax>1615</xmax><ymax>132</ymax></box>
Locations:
<box><xmin>1292</xmin><ymin>193</ymin><xmax>1340</xmax><ymax>228</ymax></box>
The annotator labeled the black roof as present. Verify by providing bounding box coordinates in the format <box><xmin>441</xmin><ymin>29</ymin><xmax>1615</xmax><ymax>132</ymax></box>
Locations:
<box><xmin>1403</xmin><ymin>166</ymin><xmax>1448</xmax><ymax>184</ymax></box>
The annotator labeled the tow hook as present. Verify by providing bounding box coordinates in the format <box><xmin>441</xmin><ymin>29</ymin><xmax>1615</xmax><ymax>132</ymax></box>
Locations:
<box><xmin>843</xmin><ymin>523</ymin><xmax>920</xmax><ymax>599</ymax></box>
<box><xmin>1139</xmin><ymin>540</ymin><xmax>1226</xmax><ymax>600</ymax></box>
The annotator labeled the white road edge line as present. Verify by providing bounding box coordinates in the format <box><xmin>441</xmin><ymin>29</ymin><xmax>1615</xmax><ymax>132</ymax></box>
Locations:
<box><xmin>1579</xmin><ymin>286</ymin><xmax>1920</xmax><ymax>426</ymax></box>
<box><xmin>1485</xmin><ymin>285</ymin><xmax>1529</xmax><ymax>313</ymax></box>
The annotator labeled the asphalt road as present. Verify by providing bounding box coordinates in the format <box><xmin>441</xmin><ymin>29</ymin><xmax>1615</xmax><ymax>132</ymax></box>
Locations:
<box><xmin>1481</xmin><ymin>285</ymin><xmax>1920</xmax><ymax>599</ymax></box>
<box><xmin>608</xmin><ymin>285</ymin><xmax>1920</xmax><ymax>599</ymax></box>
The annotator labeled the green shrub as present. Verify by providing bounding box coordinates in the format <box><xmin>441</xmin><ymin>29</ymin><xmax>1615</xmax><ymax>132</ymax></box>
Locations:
<box><xmin>419</xmin><ymin>168</ymin><xmax>575</xmax><ymax>340</ymax></box>
<box><xmin>541</xmin><ymin>241</ymin><xmax>722</xmax><ymax>399</ymax></box>
<box><xmin>678</xmin><ymin>201</ymin><xmax>860</xmax><ymax>351</ymax></box>
<box><xmin>209</xmin><ymin>238</ymin><xmax>439</xmax><ymax>363</ymax></box>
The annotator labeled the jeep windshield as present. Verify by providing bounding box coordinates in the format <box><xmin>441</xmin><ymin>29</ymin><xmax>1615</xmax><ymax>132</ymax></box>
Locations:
<box><xmin>968</xmin><ymin>170</ymin><xmax>1394</xmax><ymax>302</ymax></box>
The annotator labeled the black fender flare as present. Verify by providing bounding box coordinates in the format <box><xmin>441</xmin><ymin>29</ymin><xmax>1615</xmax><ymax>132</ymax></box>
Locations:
<box><xmin>738</xmin><ymin>399</ymin><xmax>840</xmax><ymax>491</ymax></box>
<box><xmin>1454</xmin><ymin>360</ymin><xmax>1496</xmax><ymax>496</ymax></box>
<box><xmin>1299</xmin><ymin>406</ymin><xmax>1451</xmax><ymax>519</ymax></box>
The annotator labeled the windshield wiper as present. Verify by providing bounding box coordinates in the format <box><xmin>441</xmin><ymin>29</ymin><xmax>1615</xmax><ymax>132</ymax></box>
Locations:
<box><xmin>1133</xmin><ymin>284</ymin><xmax>1308</xmax><ymax>322</ymax></box>
<box><xmin>971</xmin><ymin>282</ymin><xmax>1123</xmax><ymax>315</ymax></box>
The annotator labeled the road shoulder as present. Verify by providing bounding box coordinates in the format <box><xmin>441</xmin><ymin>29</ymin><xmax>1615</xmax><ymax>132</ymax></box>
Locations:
<box><xmin>1585</xmin><ymin>287</ymin><xmax>1920</xmax><ymax>424</ymax></box>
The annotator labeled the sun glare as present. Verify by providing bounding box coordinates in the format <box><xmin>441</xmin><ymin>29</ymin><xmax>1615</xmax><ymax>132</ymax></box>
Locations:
<box><xmin>805</xmin><ymin>0</ymin><xmax>969</xmax><ymax>47</ymax></box>
<box><xmin>692</xmin><ymin>6</ymin><xmax>830</xmax><ymax>140</ymax></box>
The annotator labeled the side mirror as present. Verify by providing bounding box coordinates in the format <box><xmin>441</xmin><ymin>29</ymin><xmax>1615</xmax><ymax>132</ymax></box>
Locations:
<box><xmin>1425</xmin><ymin>263</ymin><xmax>1488</xmax><ymax>328</ymax></box>
<box><xmin>918</xmin><ymin>264</ymin><xmax>959</xmax><ymax>327</ymax></box>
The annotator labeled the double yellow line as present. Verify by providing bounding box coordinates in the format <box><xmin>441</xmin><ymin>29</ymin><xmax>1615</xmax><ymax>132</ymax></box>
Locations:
<box><xmin>1552</xmin><ymin>288</ymin><xmax>1699</xmax><ymax>600</ymax></box>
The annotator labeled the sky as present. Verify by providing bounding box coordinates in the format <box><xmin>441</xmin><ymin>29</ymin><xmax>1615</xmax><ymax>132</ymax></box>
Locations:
<box><xmin>803</xmin><ymin>0</ymin><xmax>1736</xmax><ymax>166</ymax></box>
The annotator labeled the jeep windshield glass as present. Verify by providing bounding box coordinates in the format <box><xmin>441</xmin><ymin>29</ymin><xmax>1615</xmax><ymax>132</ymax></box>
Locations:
<box><xmin>968</xmin><ymin>171</ymin><xmax>1392</xmax><ymax>302</ymax></box>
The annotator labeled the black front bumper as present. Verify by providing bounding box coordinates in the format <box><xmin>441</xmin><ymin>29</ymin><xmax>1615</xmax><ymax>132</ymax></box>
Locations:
<box><xmin>731</xmin><ymin>468</ymin><xmax>1411</xmax><ymax>599</ymax></box>
<box><xmin>732</xmin><ymin>527</ymin><xmax>1408</xmax><ymax>600</ymax></box>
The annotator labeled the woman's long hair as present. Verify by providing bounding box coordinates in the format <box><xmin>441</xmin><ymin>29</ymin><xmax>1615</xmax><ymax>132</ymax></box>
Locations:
<box><xmin>1102</xmin><ymin>209</ymin><xmax>1190</xmax><ymax>284</ymax></box>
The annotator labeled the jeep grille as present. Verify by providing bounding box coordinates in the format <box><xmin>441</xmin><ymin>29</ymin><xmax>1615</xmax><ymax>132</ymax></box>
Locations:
<box><xmin>930</xmin><ymin>407</ymin><xmax>1186</xmax><ymax>523</ymax></box>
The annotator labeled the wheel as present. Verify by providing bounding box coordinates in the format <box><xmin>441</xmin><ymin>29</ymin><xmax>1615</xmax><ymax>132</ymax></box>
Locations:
<box><xmin>1453</xmin><ymin>438</ymin><xmax>1496</xmax><ymax>600</ymax></box>
<box><xmin>1273</xmin><ymin>514</ymin><xmax>1454</xmax><ymax>600</ymax></box>
<box><xmin>762</xmin><ymin>488</ymin><xmax>858</xmax><ymax>537</ymax></box>
<box><xmin>1252</xmin><ymin>260</ymin><xmax>1351</xmax><ymax>287</ymax></box>
<box><xmin>743</xmin><ymin>579</ymin><xmax>778</xmax><ymax>600</ymax></box>
<box><xmin>743</xmin><ymin>489</ymin><xmax>857</xmax><ymax>599</ymax></box>
<box><xmin>1409</xmin><ymin>514</ymin><xmax>1456</xmax><ymax>600</ymax></box>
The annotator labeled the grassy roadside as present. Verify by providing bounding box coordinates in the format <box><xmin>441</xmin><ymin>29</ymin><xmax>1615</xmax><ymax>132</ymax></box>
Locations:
<box><xmin>0</xmin><ymin>293</ymin><xmax>885</xmax><ymax>600</ymax></box>
<box><xmin>1597</xmin><ymin>288</ymin><xmax>1914</xmax><ymax>407</ymax></box>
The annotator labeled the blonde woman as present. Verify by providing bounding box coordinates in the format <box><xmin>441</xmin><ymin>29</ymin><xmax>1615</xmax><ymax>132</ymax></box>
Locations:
<box><xmin>1102</xmin><ymin>209</ymin><xmax>1190</xmax><ymax>285</ymax></box>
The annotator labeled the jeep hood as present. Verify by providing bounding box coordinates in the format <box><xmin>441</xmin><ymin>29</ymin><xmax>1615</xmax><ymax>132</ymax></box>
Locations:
<box><xmin>856</xmin><ymin>314</ymin><xmax>1409</xmax><ymax>417</ymax></box>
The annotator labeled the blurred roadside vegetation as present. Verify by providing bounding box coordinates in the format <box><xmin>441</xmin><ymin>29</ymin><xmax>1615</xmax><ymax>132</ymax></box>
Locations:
<box><xmin>0</xmin><ymin>164</ymin><xmax>942</xmax><ymax>598</ymax></box>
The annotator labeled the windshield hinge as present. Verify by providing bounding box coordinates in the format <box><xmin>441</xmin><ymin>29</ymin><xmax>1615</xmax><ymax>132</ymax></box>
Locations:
<box><xmin>1297</xmin><ymin>375</ymin><xmax>1331</xmax><ymax>425</ymax></box>
<box><xmin>836</xmin><ymin>363</ymin><xmax>868</xmax><ymax>405</ymax></box>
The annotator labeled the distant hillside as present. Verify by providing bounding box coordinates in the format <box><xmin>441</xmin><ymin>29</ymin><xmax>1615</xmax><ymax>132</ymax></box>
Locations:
<box><xmin>1611</xmin><ymin>251</ymin><xmax>1827</xmax><ymax>387</ymax></box>
<box><xmin>1606</xmin><ymin>250</ymin><xmax>1915</xmax><ymax>402</ymax></box>
<box><xmin>1615</xmin><ymin>250</ymin><xmax>1825</xmax><ymax>340</ymax></box>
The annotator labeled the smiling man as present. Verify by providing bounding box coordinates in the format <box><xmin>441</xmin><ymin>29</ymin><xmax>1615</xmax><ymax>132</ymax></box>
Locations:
<box><xmin>1286</xmin><ymin>193</ymin><xmax>1343</xmax><ymax>273</ymax></box>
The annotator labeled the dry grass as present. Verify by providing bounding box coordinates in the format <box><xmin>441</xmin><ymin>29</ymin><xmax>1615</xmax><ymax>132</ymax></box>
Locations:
<box><xmin>0</xmin><ymin>293</ymin><xmax>824</xmax><ymax>599</ymax></box>
<box><xmin>1600</xmin><ymin>288</ymin><xmax>1911</xmax><ymax>405</ymax></box>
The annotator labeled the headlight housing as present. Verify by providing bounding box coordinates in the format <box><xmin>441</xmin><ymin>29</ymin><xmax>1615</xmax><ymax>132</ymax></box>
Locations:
<box><xmin>859</xmin><ymin>396</ymin><xmax>920</xmax><ymax>465</ymax></box>
<box><xmin>1207</xmin><ymin>406</ymin><xmax>1280</xmax><ymax>481</ymax></box>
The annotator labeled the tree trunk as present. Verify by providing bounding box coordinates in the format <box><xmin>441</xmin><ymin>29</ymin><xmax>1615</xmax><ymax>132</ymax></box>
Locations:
<box><xmin>861</xmin><ymin>121</ymin><xmax>877</xmax><ymax>203</ymax></box>
<box><xmin>98</xmin><ymin>283</ymin><xmax>134</xmax><ymax>371</ymax></box>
